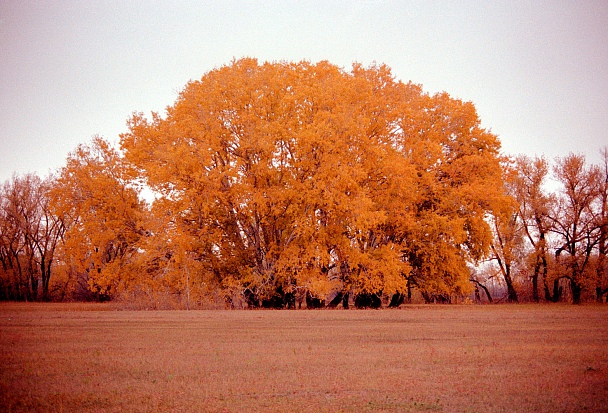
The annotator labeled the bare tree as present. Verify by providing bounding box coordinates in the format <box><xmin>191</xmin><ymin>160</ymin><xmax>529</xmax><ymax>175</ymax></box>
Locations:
<box><xmin>514</xmin><ymin>156</ymin><xmax>555</xmax><ymax>302</ymax></box>
<box><xmin>551</xmin><ymin>154</ymin><xmax>601</xmax><ymax>304</ymax></box>
<box><xmin>0</xmin><ymin>174</ymin><xmax>63</xmax><ymax>301</ymax></box>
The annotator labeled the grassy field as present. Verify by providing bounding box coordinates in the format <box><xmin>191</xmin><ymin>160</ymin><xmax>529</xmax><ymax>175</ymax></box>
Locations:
<box><xmin>0</xmin><ymin>303</ymin><xmax>607</xmax><ymax>412</ymax></box>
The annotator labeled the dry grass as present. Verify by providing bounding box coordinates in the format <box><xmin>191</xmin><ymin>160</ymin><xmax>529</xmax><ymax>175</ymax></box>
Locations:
<box><xmin>1</xmin><ymin>303</ymin><xmax>607</xmax><ymax>412</ymax></box>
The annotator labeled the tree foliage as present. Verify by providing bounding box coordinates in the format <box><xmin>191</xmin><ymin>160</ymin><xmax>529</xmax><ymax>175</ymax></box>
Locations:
<box><xmin>3</xmin><ymin>59</ymin><xmax>605</xmax><ymax>306</ymax></box>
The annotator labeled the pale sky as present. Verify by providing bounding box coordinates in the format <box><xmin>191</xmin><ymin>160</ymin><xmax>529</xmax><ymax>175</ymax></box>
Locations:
<box><xmin>1</xmin><ymin>1</ymin><xmax>607</xmax><ymax>183</ymax></box>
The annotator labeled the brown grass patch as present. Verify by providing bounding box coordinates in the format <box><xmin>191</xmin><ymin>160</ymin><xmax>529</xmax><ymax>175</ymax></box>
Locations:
<box><xmin>1</xmin><ymin>303</ymin><xmax>607</xmax><ymax>412</ymax></box>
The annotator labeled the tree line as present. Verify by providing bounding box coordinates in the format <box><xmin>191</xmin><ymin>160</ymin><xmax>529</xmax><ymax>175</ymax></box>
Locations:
<box><xmin>1</xmin><ymin>59</ymin><xmax>606</xmax><ymax>307</ymax></box>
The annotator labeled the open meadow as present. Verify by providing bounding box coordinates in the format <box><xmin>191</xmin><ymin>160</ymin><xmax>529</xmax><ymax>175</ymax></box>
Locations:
<box><xmin>0</xmin><ymin>303</ymin><xmax>607</xmax><ymax>412</ymax></box>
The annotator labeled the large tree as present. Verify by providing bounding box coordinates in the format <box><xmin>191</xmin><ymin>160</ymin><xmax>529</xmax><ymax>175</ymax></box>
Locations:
<box><xmin>121</xmin><ymin>59</ymin><xmax>503</xmax><ymax>307</ymax></box>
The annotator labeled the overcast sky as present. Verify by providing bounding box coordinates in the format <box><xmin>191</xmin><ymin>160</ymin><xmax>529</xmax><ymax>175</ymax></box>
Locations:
<box><xmin>1</xmin><ymin>1</ymin><xmax>607</xmax><ymax>183</ymax></box>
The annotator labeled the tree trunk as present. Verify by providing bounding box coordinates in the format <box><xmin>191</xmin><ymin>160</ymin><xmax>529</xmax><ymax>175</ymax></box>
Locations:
<box><xmin>470</xmin><ymin>279</ymin><xmax>493</xmax><ymax>303</ymax></box>
<box><xmin>389</xmin><ymin>292</ymin><xmax>405</xmax><ymax>308</ymax></box>
<box><xmin>531</xmin><ymin>258</ymin><xmax>540</xmax><ymax>303</ymax></box>
<box><xmin>571</xmin><ymin>280</ymin><xmax>583</xmax><ymax>304</ymax></box>
<box><xmin>596</xmin><ymin>287</ymin><xmax>606</xmax><ymax>303</ymax></box>
<box><xmin>41</xmin><ymin>256</ymin><xmax>50</xmax><ymax>301</ymax></box>
<box><xmin>306</xmin><ymin>291</ymin><xmax>325</xmax><ymax>309</ymax></box>
<box><xmin>29</xmin><ymin>270</ymin><xmax>38</xmax><ymax>302</ymax></box>
<box><xmin>544</xmin><ymin>282</ymin><xmax>553</xmax><ymax>302</ymax></box>
<box><xmin>244</xmin><ymin>288</ymin><xmax>260</xmax><ymax>308</ymax></box>
<box><xmin>544</xmin><ymin>278</ymin><xmax>561</xmax><ymax>303</ymax></box>
<box><xmin>491</xmin><ymin>245</ymin><xmax>518</xmax><ymax>303</ymax></box>
<box><xmin>354</xmin><ymin>293</ymin><xmax>381</xmax><ymax>309</ymax></box>
<box><xmin>597</xmin><ymin>235</ymin><xmax>606</xmax><ymax>303</ymax></box>
<box><xmin>541</xmin><ymin>253</ymin><xmax>548</xmax><ymax>301</ymax></box>
<box><xmin>503</xmin><ymin>270</ymin><xmax>518</xmax><ymax>303</ymax></box>
<box><xmin>327</xmin><ymin>292</ymin><xmax>344</xmax><ymax>308</ymax></box>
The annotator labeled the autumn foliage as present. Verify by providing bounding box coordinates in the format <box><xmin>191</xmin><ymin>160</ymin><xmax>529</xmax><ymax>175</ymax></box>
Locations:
<box><xmin>1</xmin><ymin>59</ymin><xmax>606</xmax><ymax>306</ymax></box>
